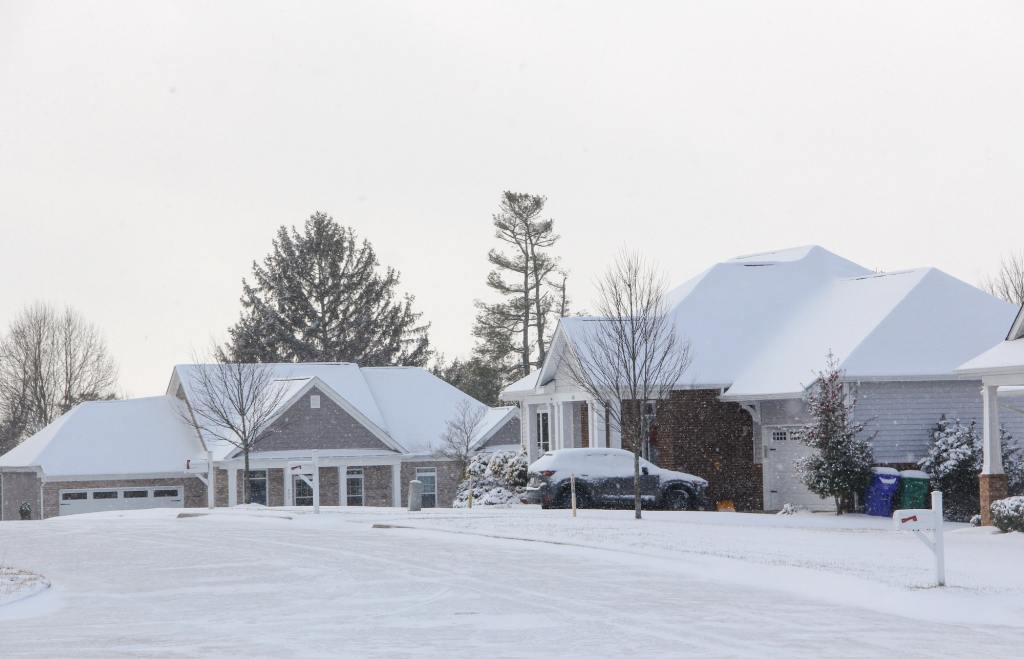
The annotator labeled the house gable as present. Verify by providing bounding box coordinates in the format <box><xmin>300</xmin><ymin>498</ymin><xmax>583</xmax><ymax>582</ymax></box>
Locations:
<box><xmin>252</xmin><ymin>385</ymin><xmax>397</xmax><ymax>454</ymax></box>
<box><xmin>480</xmin><ymin>416</ymin><xmax>521</xmax><ymax>449</ymax></box>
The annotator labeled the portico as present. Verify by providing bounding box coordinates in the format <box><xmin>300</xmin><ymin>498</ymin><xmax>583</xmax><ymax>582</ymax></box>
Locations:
<box><xmin>957</xmin><ymin>306</ymin><xmax>1024</xmax><ymax>525</ymax></box>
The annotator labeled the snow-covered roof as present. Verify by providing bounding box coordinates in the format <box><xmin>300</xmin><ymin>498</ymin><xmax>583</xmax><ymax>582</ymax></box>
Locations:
<box><xmin>0</xmin><ymin>396</ymin><xmax>206</xmax><ymax>476</ymax></box>
<box><xmin>506</xmin><ymin>246</ymin><xmax>1019</xmax><ymax>401</ymax></box>
<box><xmin>171</xmin><ymin>363</ymin><xmax>516</xmax><ymax>457</ymax></box>
<box><xmin>957</xmin><ymin>325</ymin><xmax>1024</xmax><ymax>378</ymax></box>
<box><xmin>501</xmin><ymin>370</ymin><xmax>541</xmax><ymax>395</ymax></box>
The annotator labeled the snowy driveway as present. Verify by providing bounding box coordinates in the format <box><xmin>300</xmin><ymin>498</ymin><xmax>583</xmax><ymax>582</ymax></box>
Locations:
<box><xmin>1</xmin><ymin>507</ymin><xmax>1022</xmax><ymax>657</ymax></box>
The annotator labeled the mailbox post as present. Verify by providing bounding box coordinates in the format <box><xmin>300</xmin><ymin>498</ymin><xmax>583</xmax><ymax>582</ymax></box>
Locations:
<box><xmin>892</xmin><ymin>490</ymin><xmax>945</xmax><ymax>587</ymax></box>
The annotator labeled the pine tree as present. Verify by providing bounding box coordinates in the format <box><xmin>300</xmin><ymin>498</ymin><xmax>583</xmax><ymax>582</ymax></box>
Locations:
<box><xmin>473</xmin><ymin>192</ymin><xmax>562</xmax><ymax>379</ymax></box>
<box><xmin>919</xmin><ymin>416</ymin><xmax>1024</xmax><ymax>521</ymax></box>
<box><xmin>795</xmin><ymin>353</ymin><xmax>875</xmax><ymax>514</ymax></box>
<box><xmin>431</xmin><ymin>355</ymin><xmax>505</xmax><ymax>406</ymax></box>
<box><xmin>227</xmin><ymin>212</ymin><xmax>430</xmax><ymax>366</ymax></box>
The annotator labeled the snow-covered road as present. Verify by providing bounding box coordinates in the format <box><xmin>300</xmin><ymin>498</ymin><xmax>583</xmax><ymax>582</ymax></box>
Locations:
<box><xmin>1</xmin><ymin>507</ymin><xmax>1022</xmax><ymax>657</ymax></box>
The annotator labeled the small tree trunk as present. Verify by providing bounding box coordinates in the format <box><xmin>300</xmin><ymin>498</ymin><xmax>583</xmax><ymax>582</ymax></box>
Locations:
<box><xmin>634</xmin><ymin>450</ymin><xmax>642</xmax><ymax>520</ymax></box>
<box><xmin>243</xmin><ymin>447</ymin><xmax>251</xmax><ymax>505</ymax></box>
<box><xmin>834</xmin><ymin>496</ymin><xmax>842</xmax><ymax>516</ymax></box>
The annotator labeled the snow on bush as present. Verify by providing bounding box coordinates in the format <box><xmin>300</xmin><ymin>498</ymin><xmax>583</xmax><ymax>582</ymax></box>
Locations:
<box><xmin>918</xmin><ymin>416</ymin><xmax>1024</xmax><ymax>522</ymax></box>
<box><xmin>453</xmin><ymin>448</ymin><xmax>529</xmax><ymax>508</ymax></box>
<box><xmin>776</xmin><ymin>503</ymin><xmax>807</xmax><ymax>516</ymax></box>
<box><xmin>991</xmin><ymin>496</ymin><xmax>1024</xmax><ymax>533</ymax></box>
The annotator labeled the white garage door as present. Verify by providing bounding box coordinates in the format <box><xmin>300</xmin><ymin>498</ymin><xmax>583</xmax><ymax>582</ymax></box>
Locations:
<box><xmin>58</xmin><ymin>486</ymin><xmax>184</xmax><ymax>516</ymax></box>
<box><xmin>764</xmin><ymin>427</ymin><xmax>832</xmax><ymax>511</ymax></box>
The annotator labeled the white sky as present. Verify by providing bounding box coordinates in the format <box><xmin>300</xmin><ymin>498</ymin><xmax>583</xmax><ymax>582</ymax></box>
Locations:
<box><xmin>1</xmin><ymin>1</ymin><xmax>1023</xmax><ymax>397</ymax></box>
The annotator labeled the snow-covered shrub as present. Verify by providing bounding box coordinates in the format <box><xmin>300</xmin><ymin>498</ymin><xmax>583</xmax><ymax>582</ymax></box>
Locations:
<box><xmin>970</xmin><ymin>514</ymin><xmax>982</xmax><ymax>527</ymax></box>
<box><xmin>795</xmin><ymin>353</ymin><xmax>875</xmax><ymax>514</ymax></box>
<box><xmin>18</xmin><ymin>502</ymin><xmax>31</xmax><ymax>520</ymax></box>
<box><xmin>990</xmin><ymin>496</ymin><xmax>1024</xmax><ymax>533</ymax></box>
<box><xmin>918</xmin><ymin>417</ymin><xmax>1024</xmax><ymax>522</ymax></box>
<box><xmin>452</xmin><ymin>448</ymin><xmax>528</xmax><ymax>508</ymax></box>
<box><xmin>777</xmin><ymin>503</ymin><xmax>806</xmax><ymax>516</ymax></box>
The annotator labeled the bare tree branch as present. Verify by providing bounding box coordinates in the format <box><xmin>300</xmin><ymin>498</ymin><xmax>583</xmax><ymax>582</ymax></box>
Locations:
<box><xmin>563</xmin><ymin>250</ymin><xmax>692</xmax><ymax>519</ymax></box>
<box><xmin>436</xmin><ymin>399</ymin><xmax>487</xmax><ymax>478</ymax></box>
<box><xmin>982</xmin><ymin>251</ymin><xmax>1024</xmax><ymax>306</ymax></box>
<box><xmin>177</xmin><ymin>346</ymin><xmax>289</xmax><ymax>504</ymax></box>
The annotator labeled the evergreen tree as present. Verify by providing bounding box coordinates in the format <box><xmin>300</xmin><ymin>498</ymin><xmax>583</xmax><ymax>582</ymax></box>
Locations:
<box><xmin>795</xmin><ymin>353</ymin><xmax>875</xmax><ymax>514</ymax></box>
<box><xmin>227</xmin><ymin>212</ymin><xmax>430</xmax><ymax>366</ymax></box>
<box><xmin>473</xmin><ymin>192</ymin><xmax>562</xmax><ymax>379</ymax></box>
<box><xmin>919</xmin><ymin>416</ymin><xmax>1024</xmax><ymax>521</ymax></box>
<box><xmin>431</xmin><ymin>355</ymin><xmax>505</xmax><ymax>406</ymax></box>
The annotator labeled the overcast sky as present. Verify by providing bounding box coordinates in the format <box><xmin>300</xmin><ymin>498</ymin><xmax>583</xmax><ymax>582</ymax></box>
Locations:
<box><xmin>1</xmin><ymin>1</ymin><xmax>1022</xmax><ymax>397</ymax></box>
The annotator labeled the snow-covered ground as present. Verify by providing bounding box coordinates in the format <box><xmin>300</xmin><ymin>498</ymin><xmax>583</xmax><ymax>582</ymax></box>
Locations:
<box><xmin>1</xmin><ymin>506</ymin><xmax>1022</xmax><ymax>657</ymax></box>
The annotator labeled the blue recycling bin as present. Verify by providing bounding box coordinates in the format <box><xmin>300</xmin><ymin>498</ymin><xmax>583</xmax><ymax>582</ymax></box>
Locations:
<box><xmin>864</xmin><ymin>467</ymin><xmax>901</xmax><ymax>516</ymax></box>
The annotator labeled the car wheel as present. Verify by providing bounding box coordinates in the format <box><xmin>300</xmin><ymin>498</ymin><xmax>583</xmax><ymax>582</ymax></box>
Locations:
<box><xmin>664</xmin><ymin>488</ymin><xmax>690</xmax><ymax>511</ymax></box>
<box><xmin>574</xmin><ymin>488</ymin><xmax>591</xmax><ymax>509</ymax></box>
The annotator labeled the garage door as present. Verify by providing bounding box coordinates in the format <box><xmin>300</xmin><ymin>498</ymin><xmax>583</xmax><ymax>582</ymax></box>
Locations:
<box><xmin>58</xmin><ymin>486</ymin><xmax>184</xmax><ymax>516</ymax></box>
<box><xmin>764</xmin><ymin>427</ymin><xmax>832</xmax><ymax>511</ymax></box>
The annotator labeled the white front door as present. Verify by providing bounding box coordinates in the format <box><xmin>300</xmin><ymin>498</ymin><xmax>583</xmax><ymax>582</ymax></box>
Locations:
<box><xmin>58</xmin><ymin>486</ymin><xmax>184</xmax><ymax>516</ymax></box>
<box><xmin>764</xmin><ymin>428</ymin><xmax>831</xmax><ymax>511</ymax></box>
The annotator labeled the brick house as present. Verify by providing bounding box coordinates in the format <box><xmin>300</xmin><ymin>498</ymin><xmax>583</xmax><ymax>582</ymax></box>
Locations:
<box><xmin>0</xmin><ymin>363</ymin><xmax>519</xmax><ymax>519</ymax></box>
<box><xmin>501</xmin><ymin>246</ymin><xmax>1024</xmax><ymax>511</ymax></box>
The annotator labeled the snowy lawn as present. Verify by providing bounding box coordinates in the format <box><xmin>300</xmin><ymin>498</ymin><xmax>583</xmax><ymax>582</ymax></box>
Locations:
<box><xmin>0</xmin><ymin>506</ymin><xmax>1022</xmax><ymax>657</ymax></box>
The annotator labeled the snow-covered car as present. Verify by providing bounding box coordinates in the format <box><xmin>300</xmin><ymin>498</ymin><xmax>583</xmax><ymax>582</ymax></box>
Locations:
<box><xmin>523</xmin><ymin>448</ymin><xmax>709</xmax><ymax>511</ymax></box>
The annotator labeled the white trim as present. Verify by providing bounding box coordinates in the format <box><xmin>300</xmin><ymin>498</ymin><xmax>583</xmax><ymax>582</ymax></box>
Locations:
<box><xmin>1009</xmin><ymin>306</ymin><xmax>1024</xmax><ymax>341</ymax></box>
<box><xmin>468</xmin><ymin>407</ymin><xmax>520</xmax><ymax>451</ymax></box>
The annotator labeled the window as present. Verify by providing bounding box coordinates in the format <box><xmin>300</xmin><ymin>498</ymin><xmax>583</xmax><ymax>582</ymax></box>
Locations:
<box><xmin>416</xmin><ymin>468</ymin><xmax>437</xmax><ymax>508</ymax></box>
<box><xmin>153</xmin><ymin>489</ymin><xmax>179</xmax><ymax>498</ymax></box>
<box><xmin>92</xmin><ymin>491</ymin><xmax>118</xmax><ymax>499</ymax></box>
<box><xmin>310</xmin><ymin>394</ymin><xmax>321</xmax><ymax>409</ymax></box>
<box><xmin>536</xmin><ymin>412</ymin><xmax>550</xmax><ymax>452</ymax></box>
<box><xmin>62</xmin><ymin>492</ymin><xmax>87</xmax><ymax>501</ymax></box>
<box><xmin>247</xmin><ymin>470</ymin><xmax>268</xmax><ymax>505</ymax></box>
<box><xmin>346</xmin><ymin>467</ymin><xmax>364</xmax><ymax>506</ymax></box>
<box><xmin>772</xmin><ymin>429</ymin><xmax>789</xmax><ymax>442</ymax></box>
<box><xmin>124</xmin><ymin>490</ymin><xmax>148</xmax><ymax>498</ymax></box>
<box><xmin>293</xmin><ymin>475</ymin><xmax>314</xmax><ymax>506</ymax></box>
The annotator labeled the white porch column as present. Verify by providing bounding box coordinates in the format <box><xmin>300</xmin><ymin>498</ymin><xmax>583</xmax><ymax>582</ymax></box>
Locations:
<box><xmin>227</xmin><ymin>466</ymin><xmax>237</xmax><ymax>507</ymax></box>
<box><xmin>312</xmin><ymin>450</ymin><xmax>320</xmax><ymax>514</ymax></box>
<box><xmin>982</xmin><ymin>384</ymin><xmax>1003</xmax><ymax>475</ymax></box>
<box><xmin>589</xmin><ymin>400</ymin><xmax>605</xmax><ymax>448</ymax></box>
<box><xmin>391</xmin><ymin>463</ymin><xmax>402</xmax><ymax>508</ymax></box>
<box><xmin>206</xmin><ymin>450</ymin><xmax>215</xmax><ymax>510</ymax></box>
<box><xmin>283</xmin><ymin>466</ymin><xmax>292</xmax><ymax>507</ymax></box>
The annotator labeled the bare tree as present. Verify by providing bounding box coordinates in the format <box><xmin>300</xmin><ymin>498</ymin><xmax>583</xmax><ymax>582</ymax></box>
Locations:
<box><xmin>564</xmin><ymin>251</ymin><xmax>691</xmax><ymax>519</ymax></box>
<box><xmin>437</xmin><ymin>399</ymin><xmax>487</xmax><ymax>479</ymax></box>
<box><xmin>983</xmin><ymin>251</ymin><xmax>1024</xmax><ymax>306</ymax></box>
<box><xmin>0</xmin><ymin>303</ymin><xmax>118</xmax><ymax>446</ymax></box>
<box><xmin>178</xmin><ymin>347</ymin><xmax>288</xmax><ymax>504</ymax></box>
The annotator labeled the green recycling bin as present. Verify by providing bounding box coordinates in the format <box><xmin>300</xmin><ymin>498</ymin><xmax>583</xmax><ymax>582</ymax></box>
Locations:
<box><xmin>898</xmin><ymin>470</ymin><xmax>930</xmax><ymax>509</ymax></box>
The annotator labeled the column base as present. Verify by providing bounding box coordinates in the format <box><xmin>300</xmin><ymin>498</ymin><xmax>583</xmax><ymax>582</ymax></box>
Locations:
<box><xmin>980</xmin><ymin>473</ymin><xmax>1009</xmax><ymax>526</ymax></box>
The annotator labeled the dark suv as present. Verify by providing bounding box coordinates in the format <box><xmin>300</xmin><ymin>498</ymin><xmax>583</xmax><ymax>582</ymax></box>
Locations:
<box><xmin>522</xmin><ymin>448</ymin><xmax>709</xmax><ymax>511</ymax></box>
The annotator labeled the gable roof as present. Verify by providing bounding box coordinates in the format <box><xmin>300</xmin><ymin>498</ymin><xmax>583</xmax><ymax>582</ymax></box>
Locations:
<box><xmin>171</xmin><ymin>363</ymin><xmax>514</xmax><ymax>457</ymax></box>
<box><xmin>957</xmin><ymin>305</ymin><xmax>1024</xmax><ymax>377</ymax></box>
<box><xmin>506</xmin><ymin>246</ymin><xmax>1019</xmax><ymax>401</ymax></box>
<box><xmin>0</xmin><ymin>396</ymin><xmax>207</xmax><ymax>476</ymax></box>
<box><xmin>469</xmin><ymin>406</ymin><xmax>520</xmax><ymax>450</ymax></box>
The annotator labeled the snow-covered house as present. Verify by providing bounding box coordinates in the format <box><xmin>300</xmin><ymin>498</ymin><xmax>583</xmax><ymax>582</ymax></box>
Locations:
<box><xmin>501</xmin><ymin>246</ymin><xmax>1024</xmax><ymax>511</ymax></box>
<box><xmin>0</xmin><ymin>363</ymin><xmax>519</xmax><ymax>519</ymax></box>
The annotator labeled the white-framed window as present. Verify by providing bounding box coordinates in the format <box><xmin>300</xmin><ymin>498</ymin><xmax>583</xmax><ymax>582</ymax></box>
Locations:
<box><xmin>310</xmin><ymin>394</ymin><xmax>321</xmax><ymax>409</ymax></box>
<box><xmin>536</xmin><ymin>412</ymin><xmax>550</xmax><ymax>452</ymax></box>
<box><xmin>247</xmin><ymin>469</ymin><xmax>268</xmax><ymax>505</ymax></box>
<box><xmin>293</xmin><ymin>475</ymin><xmax>314</xmax><ymax>506</ymax></box>
<box><xmin>346</xmin><ymin>467</ymin><xmax>364</xmax><ymax>506</ymax></box>
<box><xmin>416</xmin><ymin>467</ymin><xmax>437</xmax><ymax>508</ymax></box>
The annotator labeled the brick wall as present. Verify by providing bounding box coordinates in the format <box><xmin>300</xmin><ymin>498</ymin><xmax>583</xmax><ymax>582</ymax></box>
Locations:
<box><xmin>363</xmin><ymin>466</ymin><xmax>393</xmax><ymax>506</ymax></box>
<box><xmin>400</xmin><ymin>460</ymin><xmax>461</xmax><ymax>508</ymax></box>
<box><xmin>254</xmin><ymin>386</ymin><xmax>394</xmax><ymax>453</ymax></box>
<box><xmin>644</xmin><ymin>390</ymin><xmax>762</xmax><ymax>511</ymax></box>
<box><xmin>0</xmin><ymin>472</ymin><xmax>42</xmax><ymax>520</ymax></box>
